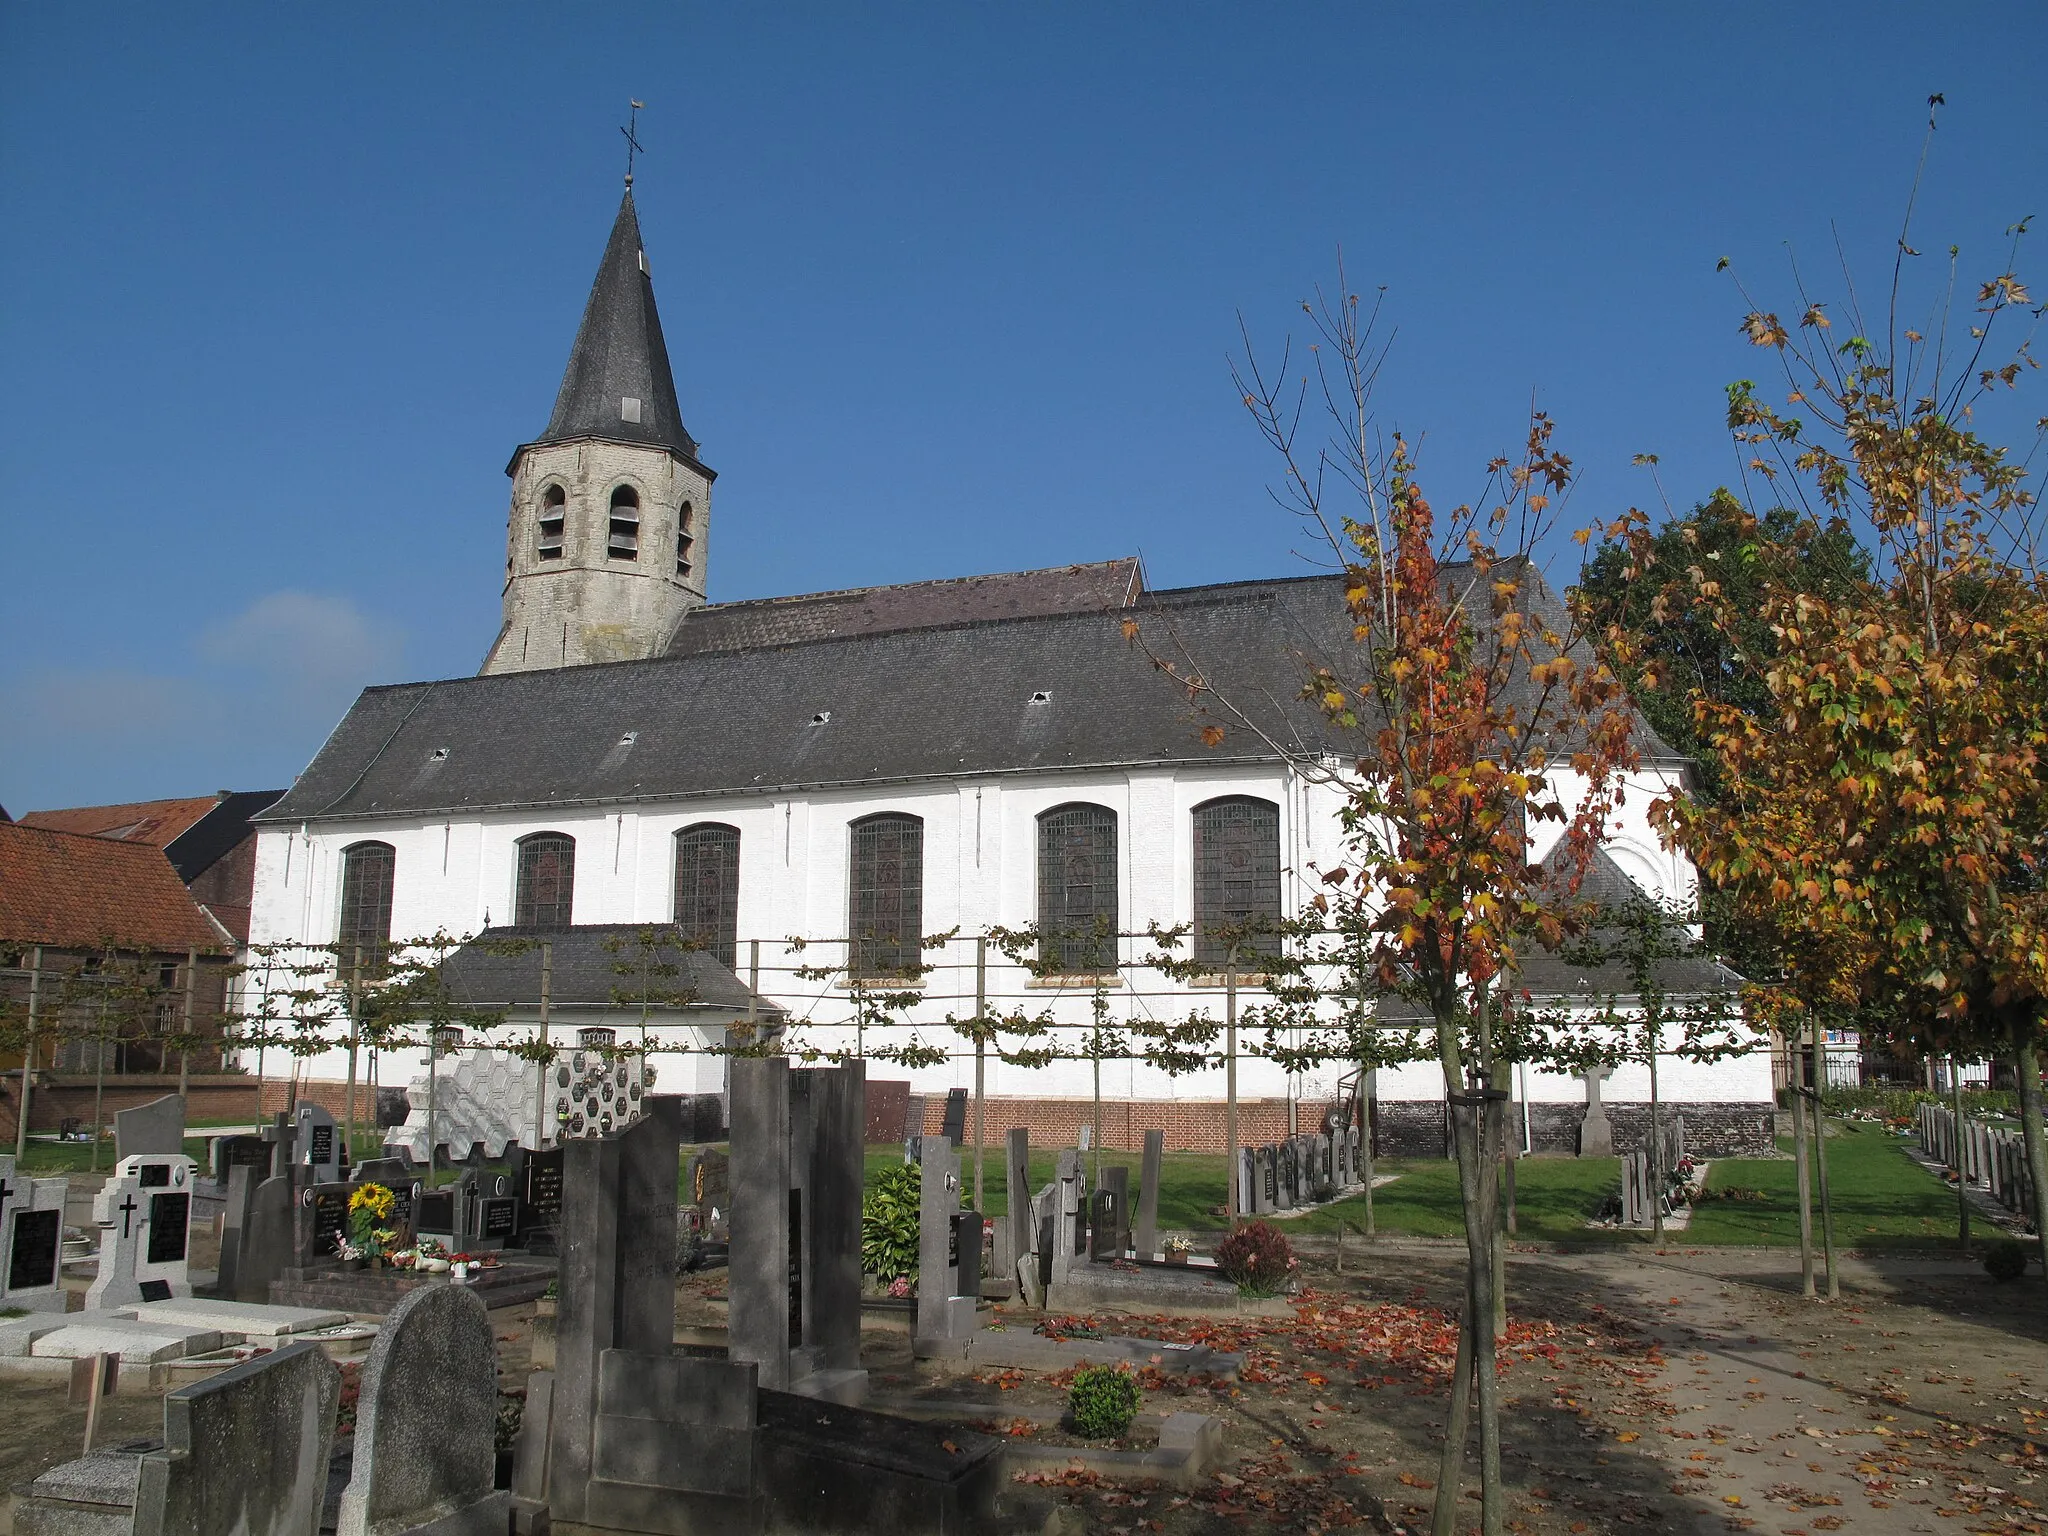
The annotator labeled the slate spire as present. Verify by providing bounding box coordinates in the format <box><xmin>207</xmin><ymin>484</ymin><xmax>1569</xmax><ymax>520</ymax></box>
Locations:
<box><xmin>532</xmin><ymin>190</ymin><xmax>699</xmax><ymax>462</ymax></box>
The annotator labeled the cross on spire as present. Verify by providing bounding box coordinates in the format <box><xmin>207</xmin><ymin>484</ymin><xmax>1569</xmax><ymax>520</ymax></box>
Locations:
<box><xmin>620</xmin><ymin>99</ymin><xmax>646</xmax><ymax>188</ymax></box>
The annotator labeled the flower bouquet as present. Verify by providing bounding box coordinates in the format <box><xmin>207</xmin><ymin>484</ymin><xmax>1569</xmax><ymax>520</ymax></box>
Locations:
<box><xmin>1163</xmin><ymin>1235</ymin><xmax>1194</xmax><ymax>1265</ymax></box>
<box><xmin>350</xmin><ymin>1183</ymin><xmax>397</xmax><ymax>1264</ymax></box>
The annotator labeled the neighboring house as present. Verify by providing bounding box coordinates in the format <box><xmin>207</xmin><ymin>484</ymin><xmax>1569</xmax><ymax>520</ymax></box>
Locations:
<box><xmin>241</xmin><ymin>178</ymin><xmax>1774</xmax><ymax>1156</ymax></box>
<box><xmin>0</xmin><ymin>822</ymin><xmax>237</xmax><ymax>1142</ymax></box>
<box><xmin>18</xmin><ymin>789</ymin><xmax>285</xmax><ymax>944</ymax></box>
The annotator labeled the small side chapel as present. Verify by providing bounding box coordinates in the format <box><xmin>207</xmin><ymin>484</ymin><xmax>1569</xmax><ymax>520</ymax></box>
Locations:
<box><xmin>244</xmin><ymin>177</ymin><xmax>1772</xmax><ymax>1159</ymax></box>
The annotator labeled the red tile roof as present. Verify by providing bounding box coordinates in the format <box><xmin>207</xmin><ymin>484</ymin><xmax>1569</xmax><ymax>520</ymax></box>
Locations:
<box><xmin>0</xmin><ymin>823</ymin><xmax>229</xmax><ymax>952</ymax></box>
<box><xmin>18</xmin><ymin>797</ymin><xmax>221</xmax><ymax>850</ymax></box>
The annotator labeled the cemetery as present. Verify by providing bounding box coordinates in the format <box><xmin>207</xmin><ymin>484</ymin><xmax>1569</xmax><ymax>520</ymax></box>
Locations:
<box><xmin>8</xmin><ymin>1073</ymin><xmax>2048</xmax><ymax>1536</ymax></box>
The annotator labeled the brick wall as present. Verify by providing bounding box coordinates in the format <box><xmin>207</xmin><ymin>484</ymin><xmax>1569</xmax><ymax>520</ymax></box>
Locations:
<box><xmin>909</xmin><ymin>1094</ymin><xmax>1348</xmax><ymax>1154</ymax></box>
<box><xmin>0</xmin><ymin>1074</ymin><xmax>260</xmax><ymax>1141</ymax></box>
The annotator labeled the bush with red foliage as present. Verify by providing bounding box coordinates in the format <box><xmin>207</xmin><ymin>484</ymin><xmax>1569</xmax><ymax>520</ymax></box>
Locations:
<box><xmin>1215</xmin><ymin>1220</ymin><xmax>1297</xmax><ymax>1296</ymax></box>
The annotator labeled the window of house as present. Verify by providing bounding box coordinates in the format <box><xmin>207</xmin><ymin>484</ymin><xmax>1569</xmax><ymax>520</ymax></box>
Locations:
<box><xmin>848</xmin><ymin>813</ymin><xmax>923</xmax><ymax>978</ymax></box>
<box><xmin>1192</xmin><ymin>796</ymin><xmax>1281</xmax><ymax>967</ymax></box>
<box><xmin>515</xmin><ymin>833</ymin><xmax>576</xmax><ymax>929</ymax></box>
<box><xmin>1037</xmin><ymin>803</ymin><xmax>1118</xmax><ymax>973</ymax></box>
<box><xmin>607</xmin><ymin>486</ymin><xmax>640</xmax><ymax>560</ymax></box>
<box><xmin>338</xmin><ymin>840</ymin><xmax>397</xmax><ymax>974</ymax></box>
<box><xmin>674</xmin><ymin>822</ymin><xmax>740</xmax><ymax>969</ymax></box>
<box><xmin>676</xmin><ymin>500</ymin><xmax>694</xmax><ymax>579</ymax></box>
<box><xmin>537</xmin><ymin>484</ymin><xmax>566</xmax><ymax>560</ymax></box>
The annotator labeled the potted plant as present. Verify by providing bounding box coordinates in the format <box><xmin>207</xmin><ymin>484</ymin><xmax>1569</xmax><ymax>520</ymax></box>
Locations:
<box><xmin>1163</xmin><ymin>1236</ymin><xmax>1194</xmax><ymax>1266</ymax></box>
<box><xmin>335</xmin><ymin>1239</ymin><xmax>367</xmax><ymax>1271</ymax></box>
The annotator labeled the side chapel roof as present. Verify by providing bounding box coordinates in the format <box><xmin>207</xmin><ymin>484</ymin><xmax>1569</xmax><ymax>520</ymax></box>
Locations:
<box><xmin>436</xmin><ymin>924</ymin><xmax>785</xmax><ymax>1014</ymax></box>
<box><xmin>0</xmin><ymin>823</ymin><xmax>231</xmax><ymax>952</ymax></box>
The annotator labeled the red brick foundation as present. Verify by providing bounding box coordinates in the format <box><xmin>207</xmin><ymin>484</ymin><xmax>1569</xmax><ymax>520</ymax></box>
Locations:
<box><xmin>909</xmin><ymin>1094</ymin><xmax>1345</xmax><ymax>1154</ymax></box>
<box><xmin>0</xmin><ymin>1074</ymin><xmax>261</xmax><ymax>1141</ymax></box>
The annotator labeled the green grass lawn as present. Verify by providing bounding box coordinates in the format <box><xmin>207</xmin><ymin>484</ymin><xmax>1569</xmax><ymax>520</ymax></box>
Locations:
<box><xmin>1686</xmin><ymin>1119</ymin><xmax>1966</xmax><ymax>1248</ymax></box>
<box><xmin>859</xmin><ymin>1118</ymin><xmax>1971</xmax><ymax>1249</ymax></box>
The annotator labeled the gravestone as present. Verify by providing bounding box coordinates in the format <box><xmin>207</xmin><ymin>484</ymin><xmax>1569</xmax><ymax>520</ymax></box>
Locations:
<box><xmin>86</xmin><ymin>1154</ymin><xmax>198</xmax><ymax>1310</ymax></box>
<box><xmin>115</xmin><ymin>1094</ymin><xmax>187</xmax><ymax>1161</ymax></box>
<box><xmin>1274</xmin><ymin>1143</ymin><xmax>1296</xmax><ymax>1211</ymax></box>
<box><xmin>1236</xmin><ymin>1148</ymin><xmax>1256</xmax><ymax>1220</ymax></box>
<box><xmin>1087</xmin><ymin>1187</ymin><xmax>1121</xmax><ymax>1261</ymax></box>
<box><xmin>1135</xmin><ymin>1130</ymin><xmax>1164</xmax><ymax>1260</ymax></box>
<box><xmin>0</xmin><ymin>1154</ymin><xmax>70</xmax><ymax>1312</ymax></box>
<box><xmin>211</xmin><ymin>1134</ymin><xmax>271</xmax><ymax>1186</ymax></box>
<box><xmin>226</xmin><ymin>1167</ymin><xmax>298</xmax><ymax>1304</ymax></box>
<box><xmin>294</xmin><ymin>1104</ymin><xmax>346</xmax><ymax>1185</ymax></box>
<box><xmin>914</xmin><ymin>1137</ymin><xmax>980</xmax><ymax>1359</ymax></box>
<box><xmin>1577</xmin><ymin>1066</ymin><xmax>1614</xmax><ymax>1157</ymax></box>
<box><xmin>519</xmin><ymin>1147</ymin><xmax>565</xmax><ymax>1248</ymax></box>
<box><xmin>1003</xmin><ymin>1128</ymin><xmax>1034</xmax><ymax>1289</ymax></box>
<box><xmin>336</xmin><ymin>1283</ymin><xmax>510</xmax><ymax>1536</ymax></box>
<box><xmin>939</xmin><ymin>1088</ymin><xmax>968</xmax><ymax>1148</ymax></box>
<box><xmin>863</xmin><ymin>1079</ymin><xmax>911</xmax><ymax>1144</ymax></box>
<box><xmin>728</xmin><ymin>1057</ymin><xmax>865</xmax><ymax>1400</ymax></box>
<box><xmin>1099</xmin><ymin>1165</ymin><xmax>1130</xmax><ymax>1258</ymax></box>
<box><xmin>129</xmin><ymin>1339</ymin><xmax>341</xmax><ymax>1536</ymax></box>
<box><xmin>1047</xmin><ymin>1150</ymin><xmax>1086</xmax><ymax>1287</ymax></box>
<box><xmin>294</xmin><ymin>1182</ymin><xmax>352</xmax><ymax>1268</ymax></box>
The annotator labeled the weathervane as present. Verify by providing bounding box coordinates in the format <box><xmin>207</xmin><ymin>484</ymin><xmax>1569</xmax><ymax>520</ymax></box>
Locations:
<box><xmin>621</xmin><ymin>99</ymin><xmax>645</xmax><ymax>187</ymax></box>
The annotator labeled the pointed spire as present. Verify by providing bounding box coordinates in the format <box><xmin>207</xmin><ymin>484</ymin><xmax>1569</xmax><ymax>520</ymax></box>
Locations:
<box><xmin>530</xmin><ymin>190</ymin><xmax>699</xmax><ymax>463</ymax></box>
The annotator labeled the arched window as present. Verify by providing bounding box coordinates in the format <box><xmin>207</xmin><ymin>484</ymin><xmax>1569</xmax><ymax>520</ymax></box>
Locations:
<box><xmin>848</xmin><ymin>813</ymin><xmax>923</xmax><ymax>978</ymax></box>
<box><xmin>674</xmin><ymin>822</ymin><xmax>740</xmax><ymax>968</ymax></box>
<box><xmin>607</xmin><ymin>485</ymin><xmax>640</xmax><ymax>561</ymax></box>
<box><xmin>537</xmin><ymin>484</ymin><xmax>566</xmax><ymax>561</ymax></box>
<box><xmin>1037</xmin><ymin>804</ymin><xmax>1118</xmax><ymax>973</ymax></box>
<box><xmin>515</xmin><ymin>833</ymin><xmax>576</xmax><ymax>929</ymax></box>
<box><xmin>1192</xmin><ymin>796</ymin><xmax>1281</xmax><ymax>967</ymax></box>
<box><xmin>338</xmin><ymin>841</ymin><xmax>396</xmax><ymax>975</ymax></box>
<box><xmin>676</xmin><ymin>501</ymin><xmax>694</xmax><ymax>579</ymax></box>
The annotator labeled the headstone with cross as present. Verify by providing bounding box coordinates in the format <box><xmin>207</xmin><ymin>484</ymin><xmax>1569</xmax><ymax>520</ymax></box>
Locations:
<box><xmin>294</xmin><ymin>1102</ymin><xmax>347</xmax><ymax>1185</ymax></box>
<box><xmin>1576</xmin><ymin>1066</ymin><xmax>1615</xmax><ymax>1157</ymax></box>
<box><xmin>0</xmin><ymin>1153</ymin><xmax>71</xmax><ymax>1312</ymax></box>
<box><xmin>86</xmin><ymin>1153</ymin><xmax>198</xmax><ymax>1310</ymax></box>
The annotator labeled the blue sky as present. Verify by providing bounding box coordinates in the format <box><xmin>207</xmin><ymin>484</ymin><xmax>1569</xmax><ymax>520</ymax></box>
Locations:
<box><xmin>3</xmin><ymin>5</ymin><xmax>2043</xmax><ymax>812</ymax></box>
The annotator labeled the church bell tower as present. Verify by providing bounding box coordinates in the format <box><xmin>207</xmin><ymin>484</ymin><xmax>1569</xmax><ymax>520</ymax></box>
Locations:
<box><xmin>483</xmin><ymin>188</ymin><xmax>714</xmax><ymax>674</ymax></box>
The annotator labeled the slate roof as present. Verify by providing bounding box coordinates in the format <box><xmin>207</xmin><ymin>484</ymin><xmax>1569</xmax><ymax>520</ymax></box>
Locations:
<box><xmin>262</xmin><ymin>565</ymin><xmax>1684</xmax><ymax>826</ymax></box>
<box><xmin>0</xmin><ymin>823</ymin><xmax>231</xmax><ymax>952</ymax></box>
<box><xmin>21</xmin><ymin>790</ymin><xmax>285</xmax><ymax>882</ymax></box>
<box><xmin>436</xmin><ymin>924</ymin><xmax>784</xmax><ymax>1013</ymax></box>
<box><xmin>665</xmin><ymin>559</ymin><xmax>1145</xmax><ymax>657</ymax></box>
<box><xmin>514</xmin><ymin>190</ymin><xmax>704</xmax><ymax>471</ymax></box>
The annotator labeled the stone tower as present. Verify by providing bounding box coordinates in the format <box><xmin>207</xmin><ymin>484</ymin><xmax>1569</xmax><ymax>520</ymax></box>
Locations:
<box><xmin>483</xmin><ymin>189</ymin><xmax>714</xmax><ymax>674</ymax></box>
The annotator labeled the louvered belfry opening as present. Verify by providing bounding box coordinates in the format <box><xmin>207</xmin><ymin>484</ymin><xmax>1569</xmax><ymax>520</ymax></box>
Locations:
<box><xmin>537</xmin><ymin>483</ymin><xmax>567</xmax><ymax>560</ymax></box>
<box><xmin>676</xmin><ymin>500</ymin><xmax>694</xmax><ymax>579</ymax></box>
<box><xmin>516</xmin><ymin>832</ymin><xmax>577</xmax><ymax>929</ymax></box>
<box><xmin>674</xmin><ymin>822</ymin><xmax>740</xmax><ymax>968</ymax></box>
<box><xmin>1037</xmin><ymin>803</ymin><xmax>1118</xmax><ymax>973</ymax></box>
<box><xmin>849</xmin><ymin>813</ymin><xmax>923</xmax><ymax>978</ymax></box>
<box><xmin>1192</xmin><ymin>796</ymin><xmax>1281</xmax><ymax>966</ymax></box>
<box><xmin>607</xmin><ymin>485</ymin><xmax>640</xmax><ymax>560</ymax></box>
<box><xmin>338</xmin><ymin>840</ymin><xmax>396</xmax><ymax>977</ymax></box>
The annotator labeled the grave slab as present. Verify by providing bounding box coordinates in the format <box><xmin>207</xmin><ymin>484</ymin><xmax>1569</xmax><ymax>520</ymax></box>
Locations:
<box><xmin>31</xmin><ymin>1317</ymin><xmax>227</xmax><ymax>1364</ymax></box>
<box><xmin>120</xmin><ymin>1299</ymin><xmax>351</xmax><ymax>1338</ymax></box>
<box><xmin>14</xmin><ymin>1446</ymin><xmax>149</xmax><ymax>1536</ymax></box>
<box><xmin>0</xmin><ymin>1312</ymin><xmax>74</xmax><ymax>1357</ymax></box>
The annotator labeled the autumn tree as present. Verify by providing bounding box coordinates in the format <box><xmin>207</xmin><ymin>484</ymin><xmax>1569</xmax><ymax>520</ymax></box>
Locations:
<box><xmin>1129</xmin><ymin>272</ymin><xmax>1644</xmax><ymax>1535</ymax></box>
<box><xmin>1624</xmin><ymin>103</ymin><xmax>2048</xmax><ymax>1273</ymax></box>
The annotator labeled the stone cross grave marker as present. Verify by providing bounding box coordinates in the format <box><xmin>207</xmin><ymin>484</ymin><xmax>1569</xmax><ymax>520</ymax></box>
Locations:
<box><xmin>0</xmin><ymin>1153</ymin><xmax>70</xmax><ymax>1312</ymax></box>
<box><xmin>131</xmin><ymin>1338</ymin><xmax>341</xmax><ymax>1536</ymax></box>
<box><xmin>915</xmin><ymin>1135</ymin><xmax>980</xmax><ymax>1359</ymax></box>
<box><xmin>336</xmin><ymin>1283</ymin><xmax>511</xmax><ymax>1536</ymax></box>
<box><xmin>87</xmin><ymin>1153</ymin><xmax>198</xmax><ymax>1310</ymax></box>
<box><xmin>1135</xmin><ymin>1129</ymin><xmax>1164</xmax><ymax>1261</ymax></box>
<box><xmin>1577</xmin><ymin>1066</ymin><xmax>1614</xmax><ymax>1157</ymax></box>
<box><xmin>115</xmin><ymin>1093</ymin><xmax>187</xmax><ymax>1162</ymax></box>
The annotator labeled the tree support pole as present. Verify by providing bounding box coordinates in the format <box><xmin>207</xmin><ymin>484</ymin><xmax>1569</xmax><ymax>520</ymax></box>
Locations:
<box><xmin>1791</xmin><ymin>1034</ymin><xmax>1815</xmax><ymax>1298</ymax></box>
<box><xmin>15</xmin><ymin>946</ymin><xmax>42</xmax><ymax>1160</ymax></box>
<box><xmin>1809</xmin><ymin>1015</ymin><xmax>1839</xmax><ymax>1301</ymax></box>
<box><xmin>974</xmin><ymin>935</ymin><xmax>987</xmax><ymax>1214</ymax></box>
<box><xmin>1951</xmin><ymin>1056</ymin><xmax>1971</xmax><ymax>1252</ymax></box>
<box><xmin>1225</xmin><ymin>950</ymin><xmax>1240</xmax><ymax>1227</ymax></box>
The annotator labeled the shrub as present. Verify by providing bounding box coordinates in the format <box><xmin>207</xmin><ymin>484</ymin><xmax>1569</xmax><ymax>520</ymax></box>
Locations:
<box><xmin>1216</xmin><ymin>1220</ymin><xmax>1296</xmax><ymax>1296</ymax></box>
<box><xmin>1985</xmin><ymin>1239</ymin><xmax>2030</xmax><ymax>1283</ymax></box>
<box><xmin>862</xmin><ymin>1161</ymin><xmax>922</xmax><ymax>1285</ymax></box>
<box><xmin>1068</xmin><ymin>1365</ymin><xmax>1140</xmax><ymax>1439</ymax></box>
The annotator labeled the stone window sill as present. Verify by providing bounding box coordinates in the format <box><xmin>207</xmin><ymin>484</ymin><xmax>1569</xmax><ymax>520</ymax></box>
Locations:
<box><xmin>1023</xmin><ymin>974</ymin><xmax>1125</xmax><ymax>990</ymax></box>
<box><xmin>834</xmin><ymin>977</ymin><xmax>928</xmax><ymax>991</ymax></box>
<box><xmin>1189</xmin><ymin>974</ymin><xmax>1274</xmax><ymax>989</ymax></box>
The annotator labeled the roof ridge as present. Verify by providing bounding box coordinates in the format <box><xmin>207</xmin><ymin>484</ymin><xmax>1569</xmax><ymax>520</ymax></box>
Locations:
<box><xmin>694</xmin><ymin>557</ymin><xmax>1144</xmax><ymax>613</ymax></box>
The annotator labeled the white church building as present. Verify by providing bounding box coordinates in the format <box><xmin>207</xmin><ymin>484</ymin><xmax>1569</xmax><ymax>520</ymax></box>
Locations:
<box><xmin>242</xmin><ymin>185</ymin><xmax>1773</xmax><ymax>1158</ymax></box>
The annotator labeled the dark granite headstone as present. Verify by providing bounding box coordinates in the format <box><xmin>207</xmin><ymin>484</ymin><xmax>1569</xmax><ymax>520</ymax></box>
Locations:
<box><xmin>939</xmin><ymin>1088</ymin><xmax>967</xmax><ymax>1147</ymax></box>
<box><xmin>1102</xmin><ymin>1165</ymin><xmax>1130</xmax><ymax>1257</ymax></box>
<box><xmin>1003</xmin><ymin>1128</ymin><xmax>1033</xmax><ymax>1278</ymax></box>
<box><xmin>1088</xmin><ymin>1188</ymin><xmax>1122</xmax><ymax>1261</ymax></box>
<box><xmin>1135</xmin><ymin>1129</ymin><xmax>1164</xmax><ymax>1259</ymax></box>
<box><xmin>212</xmin><ymin>1135</ymin><xmax>271</xmax><ymax>1186</ymax></box>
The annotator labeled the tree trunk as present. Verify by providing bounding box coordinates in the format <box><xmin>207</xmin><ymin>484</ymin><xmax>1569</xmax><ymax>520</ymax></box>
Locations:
<box><xmin>1649</xmin><ymin>1018</ymin><xmax>1664</xmax><ymax>1243</ymax></box>
<box><xmin>1436</xmin><ymin>1088</ymin><xmax>1504</xmax><ymax>1535</ymax></box>
<box><xmin>1809</xmin><ymin>1015</ymin><xmax>1839</xmax><ymax>1300</ymax></box>
<box><xmin>1791</xmin><ymin>1037</ymin><xmax>1815</xmax><ymax>1299</ymax></box>
<box><xmin>1362</xmin><ymin>1067</ymin><xmax>1377</xmax><ymax>1237</ymax></box>
<box><xmin>1430</xmin><ymin>1282</ymin><xmax>1474</xmax><ymax>1536</ymax></box>
<box><xmin>2009</xmin><ymin>1024</ymin><xmax>2048</xmax><ymax>1284</ymax></box>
